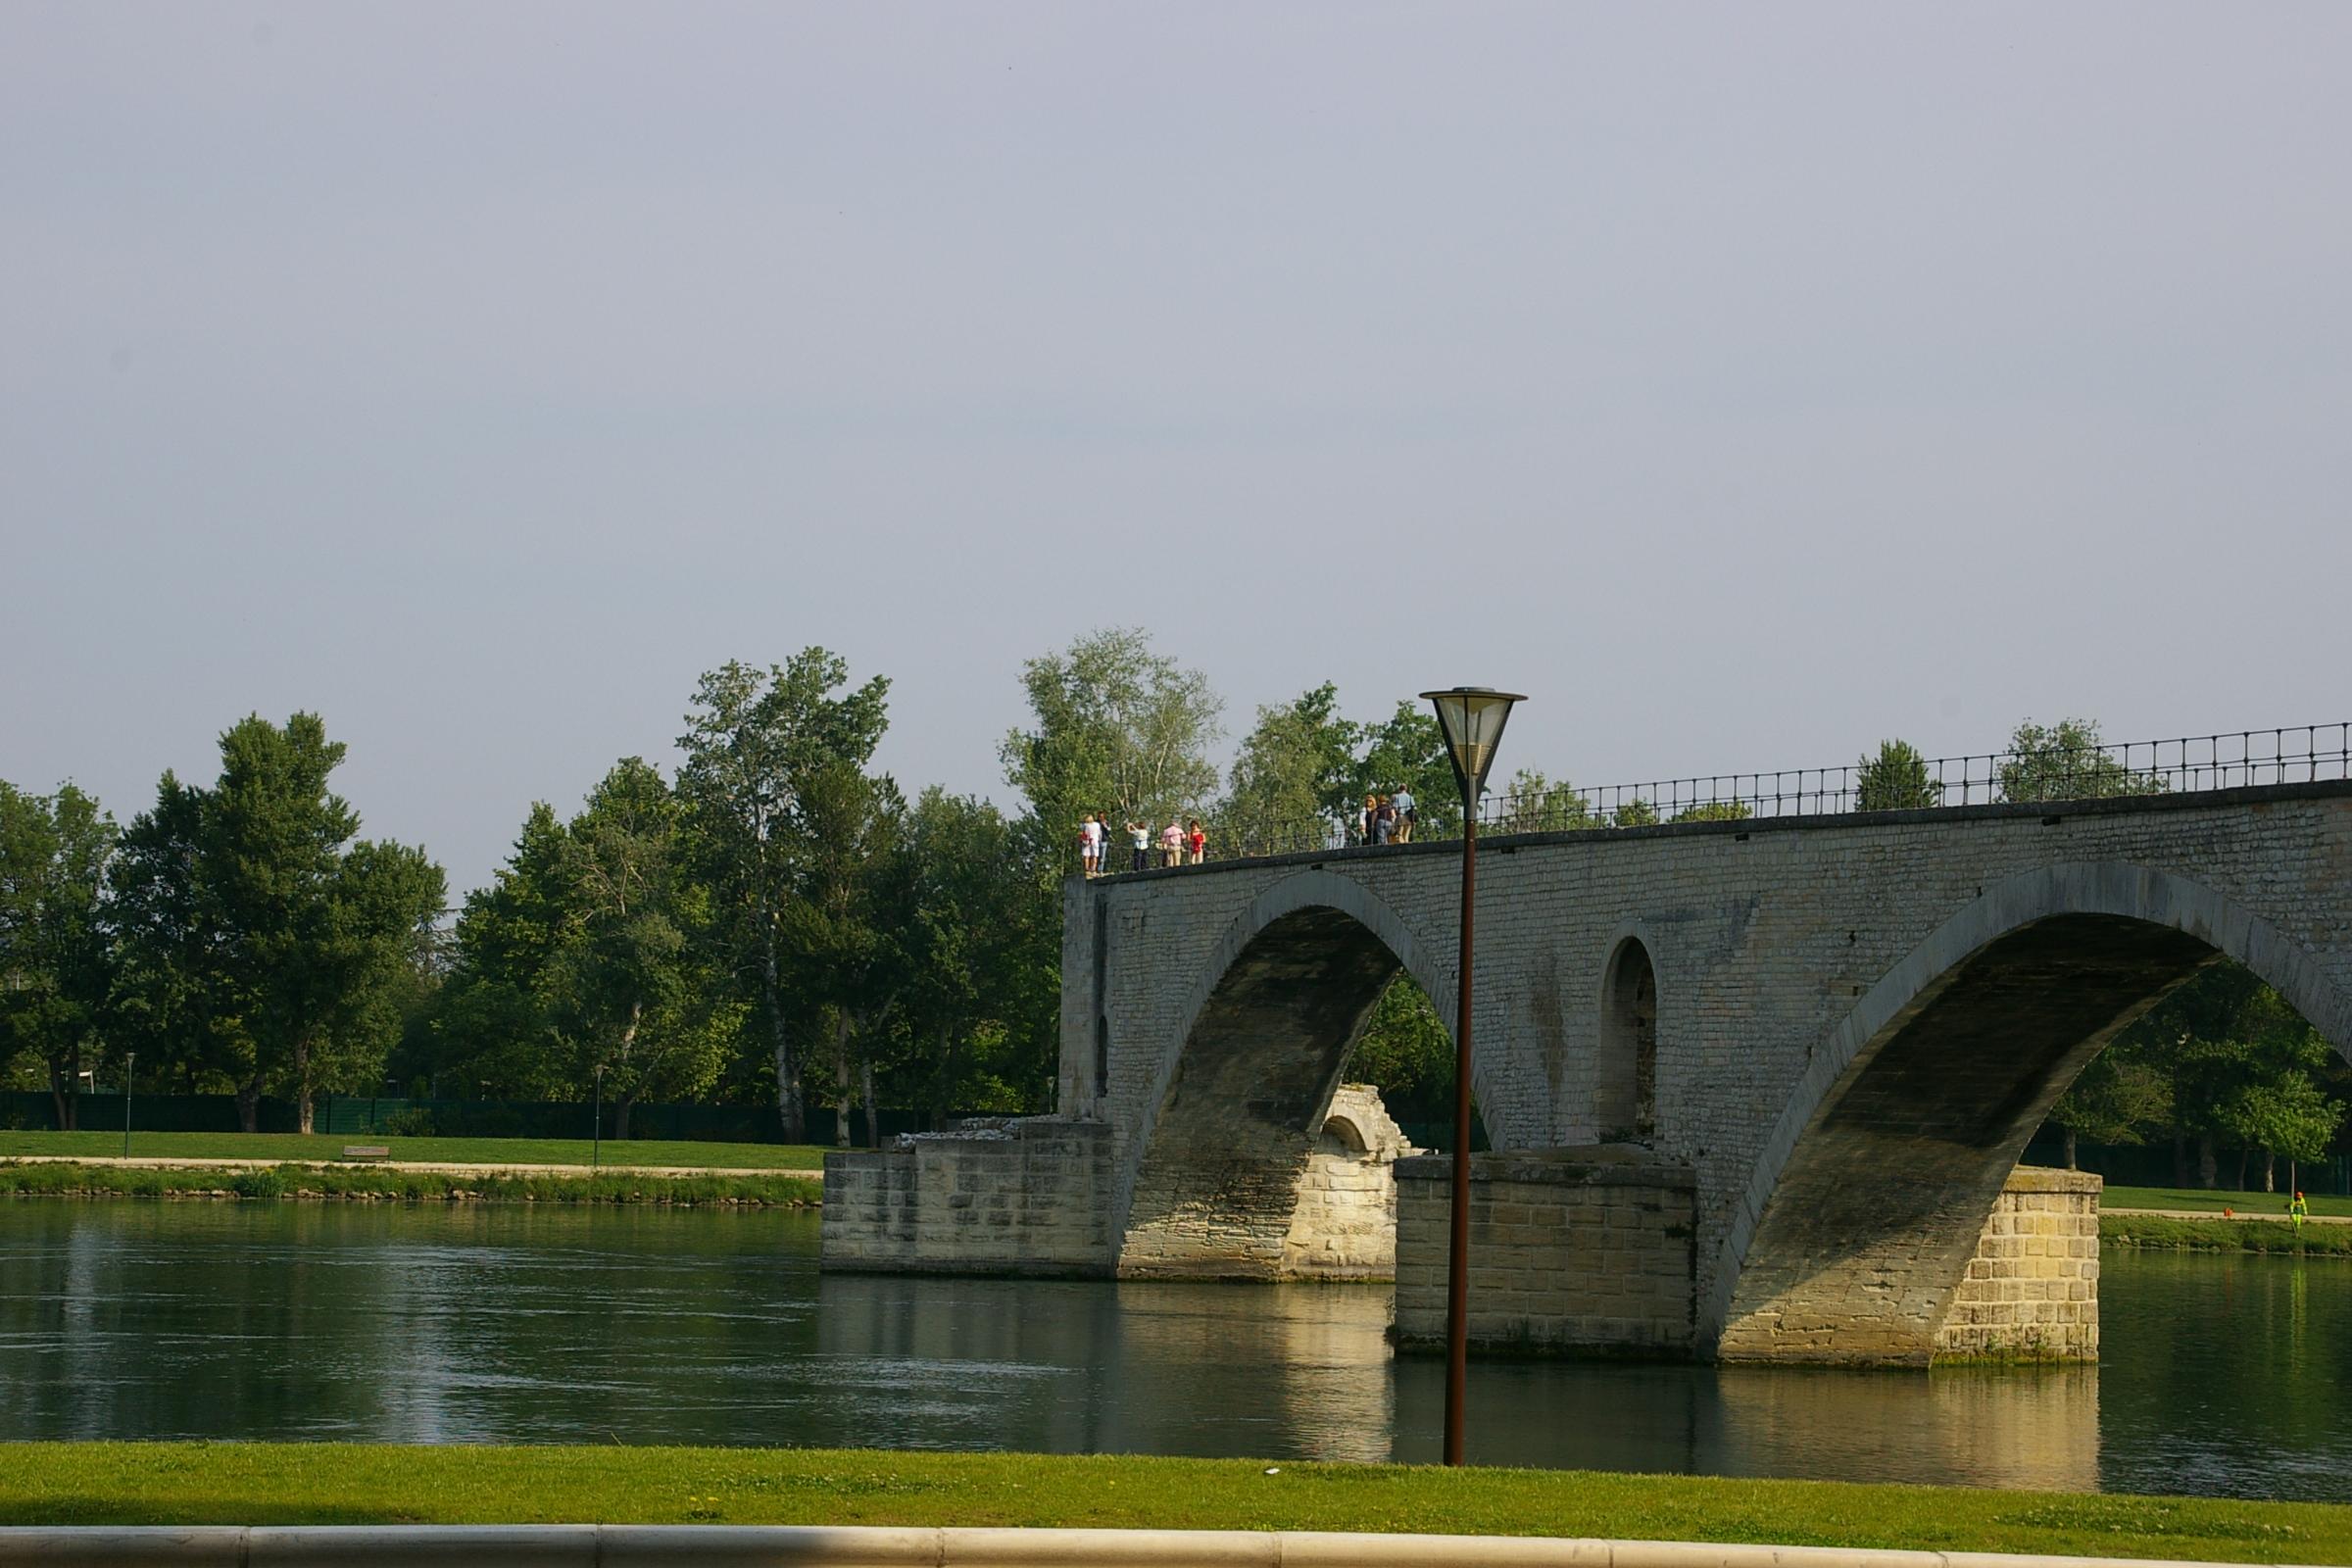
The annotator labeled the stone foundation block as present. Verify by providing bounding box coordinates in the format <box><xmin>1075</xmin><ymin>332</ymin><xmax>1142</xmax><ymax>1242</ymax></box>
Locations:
<box><xmin>1393</xmin><ymin>1147</ymin><xmax>1696</xmax><ymax>1357</ymax></box>
<box><xmin>820</xmin><ymin>1118</ymin><xmax>1115</xmax><ymax>1277</ymax></box>
<box><xmin>1933</xmin><ymin>1167</ymin><xmax>2100</xmax><ymax>1362</ymax></box>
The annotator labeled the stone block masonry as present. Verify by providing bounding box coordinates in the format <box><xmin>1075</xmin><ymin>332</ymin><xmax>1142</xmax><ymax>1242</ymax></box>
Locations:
<box><xmin>1716</xmin><ymin>1166</ymin><xmax>2099</xmax><ymax>1364</ymax></box>
<box><xmin>1933</xmin><ymin>1167</ymin><xmax>2100</xmax><ymax>1362</ymax></box>
<box><xmin>1393</xmin><ymin>1158</ymin><xmax>2098</xmax><ymax>1361</ymax></box>
<box><xmin>1392</xmin><ymin>1148</ymin><xmax>1698</xmax><ymax>1356</ymax></box>
<box><xmin>821</xmin><ymin>1119</ymin><xmax>1114</xmax><ymax>1277</ymax></box>
<box><xmin>1282</xmin><ymin>1085</ymin><xmax>1415</xmax><ymax>1280</ymax></box>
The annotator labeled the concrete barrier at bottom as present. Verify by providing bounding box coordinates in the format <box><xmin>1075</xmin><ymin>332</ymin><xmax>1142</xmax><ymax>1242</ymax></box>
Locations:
<box><xmin>0</xmin><ymin>1528</ymin><xmax>2304</xmax><ymax>1568</ymax></box>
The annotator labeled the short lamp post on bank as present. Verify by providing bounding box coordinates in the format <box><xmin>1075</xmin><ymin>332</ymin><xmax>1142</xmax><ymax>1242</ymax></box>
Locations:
<box><xmin>1418</xmin><ymin>685</ymin><xmax>1525</xmax><ymax>1468</ymax></box>
<box><xmin>593</xmin><ymin>1062</ymin><xmax>608</xmax><ymax>1173</ymax></box>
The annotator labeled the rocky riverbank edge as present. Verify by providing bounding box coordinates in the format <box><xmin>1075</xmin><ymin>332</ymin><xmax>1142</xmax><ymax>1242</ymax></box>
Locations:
<box><xmin>0</xmin><ymin>1159</ymin><xmax>819</xmax><ymax>1207</ymax></box>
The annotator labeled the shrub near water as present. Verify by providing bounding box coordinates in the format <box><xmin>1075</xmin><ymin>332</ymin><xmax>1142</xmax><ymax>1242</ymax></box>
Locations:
<box><xmin>0</xmin><ymin>1161</ymin><xmax>816</xmax><ymax>1206</ymax></box>
<box><xmin>227</xmin><ymin>1168</ymin><xmax>286</xmax><ymax>1200</ymax></box>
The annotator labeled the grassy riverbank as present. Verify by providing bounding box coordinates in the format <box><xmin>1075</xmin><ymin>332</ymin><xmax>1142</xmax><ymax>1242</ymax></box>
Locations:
<box><xmin>2104</xmin><ymin>1183</ymin><xmax>2352</xmax><ymax>1218</ymax></box>
<box><xmin>0</xmin><ymin>1131</ymin><xmax>826</xmax><ymax>1169</ymax></box>
<box><xmin>0</xmin><ymin>1445</ymin><xmax>2345</xmax><ymax>1561</ymax></box>
<box><xmin>0</xmin><ymin>1160</ymin><xmax>816</xmax><ymax>1205</ymax></box>
<box><xmin>2103</xmin><ymin>1211</ymin><xmax>2351</xmax><ymax>1255</ymax></box>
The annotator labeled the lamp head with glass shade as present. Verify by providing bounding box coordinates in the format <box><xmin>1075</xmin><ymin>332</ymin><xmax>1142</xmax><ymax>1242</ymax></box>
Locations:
<box><xmin>1419</xmin><ymin>688</ymin><xmax>1527</xmax><ymax>802</ymax></box>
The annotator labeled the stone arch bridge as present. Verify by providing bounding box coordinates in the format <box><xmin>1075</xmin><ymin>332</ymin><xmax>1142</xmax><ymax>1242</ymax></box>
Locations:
<box><xmin>823</xmin><ymin>781</ymin><xmax>2352</xmax><ymax>1365</ymax></box>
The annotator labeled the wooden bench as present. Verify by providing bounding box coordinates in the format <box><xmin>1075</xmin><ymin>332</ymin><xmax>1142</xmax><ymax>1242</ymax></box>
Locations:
<box><xmin>341</xmin><ymin>1146</ymin><xmax>392</xmax><ymax>1161</ymax></box>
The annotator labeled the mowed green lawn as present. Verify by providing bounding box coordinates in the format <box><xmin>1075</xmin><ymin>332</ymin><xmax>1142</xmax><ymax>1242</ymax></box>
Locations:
<box><xmin>0</xmin><ymin>1130</ymin><xmax>827</xmax><ymax>1171</ymax></box>
<box><xmin>3</xmin><ymin>1445</ymin><xmax>2348</xmax><ymax>1561</ymax></box>
<box><xmin>2104</xmin><ymin>1183</ymin><xmax>2352</xmax><ymax>1218</ymax></box>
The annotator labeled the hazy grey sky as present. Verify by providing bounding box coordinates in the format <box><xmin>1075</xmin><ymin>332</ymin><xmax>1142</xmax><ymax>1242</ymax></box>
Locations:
<box><xmin>6</xmin><ymin>4</ymin><xmax>2348</xmax><ymax>894</ymax></box>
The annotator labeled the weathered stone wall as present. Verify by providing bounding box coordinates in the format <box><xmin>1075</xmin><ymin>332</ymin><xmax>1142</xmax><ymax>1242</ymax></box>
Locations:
<box><xmin>1282</xmin><ymin>1084</ymin><xmax>1415</xmax><ymax>1280</ymax></box>
<box><xmin>820</xmin><ymin>1119</ymin><xmax>1113</xmax><ymax>1277</ymax></box>
<box><xmin>1067</xmin><ymin>785</ymin><xmax>2352</xmax><ymax>1355</ymax></box>
<box><xmin>822</xmin><ymin>1087</ymin><xmax>1415</xmax><ymax>1282</ymax></box>
<box><xmin>1393</xmin><ymin>1149</ymin><xmax>1697</xmax><ymax>1356</ymax></box>
<box><xmin>1717</xmin><ymin>1165</ymin><xmax>2102</xmax><ymax>1364</ymax></box>
<box><xmin>1934</xmin><ymin>1167</ymin><xmax>2101</xmax><ymax>1362</ymax></box>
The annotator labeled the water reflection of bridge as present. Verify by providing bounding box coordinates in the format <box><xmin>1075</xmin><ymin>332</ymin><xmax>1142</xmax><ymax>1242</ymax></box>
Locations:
<box><xmin>815</xmin><ymin>1270</ymin><xmax>2098</xmax><ymax>1487</ymax></box>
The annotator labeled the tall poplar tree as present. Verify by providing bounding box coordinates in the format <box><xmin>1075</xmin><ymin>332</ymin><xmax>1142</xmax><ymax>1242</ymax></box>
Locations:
<box><xmin>676</xmin><ymin>651</ymin><xmax>890</xmax><ymax>1142</ymax></box>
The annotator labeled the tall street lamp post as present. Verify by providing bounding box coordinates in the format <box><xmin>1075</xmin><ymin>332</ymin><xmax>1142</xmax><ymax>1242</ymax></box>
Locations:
<box><xmin>122</xmin><ymin>1052</ymin><xmax>136</xmax><ymax>1159</ymax></box>
<box><xmin>1418</xmin><ymin>686</ymin><xmax>1525</xmax><ymax>1468</ymax></box>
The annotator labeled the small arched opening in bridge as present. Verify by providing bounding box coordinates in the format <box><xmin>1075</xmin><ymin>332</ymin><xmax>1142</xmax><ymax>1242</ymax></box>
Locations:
<box><xmin>1710</xmin><ymin>862</ymin><xmax>2352</xmax><ymax>1365</ymax></box>
<box><xmin>1595</xmin><ymin>937</ymin><xmax>1658</xmax><ymax>1144</ymax></box>
<box><xmin>1115</xmin><ymin>871</ymin><xmax>1490</xmax><ymax>1280</ymax></box>
<box><xmin>1317</xmin><ymin>1113</ymin><xmax>1369</xmax><ymax>1155</ymax></box>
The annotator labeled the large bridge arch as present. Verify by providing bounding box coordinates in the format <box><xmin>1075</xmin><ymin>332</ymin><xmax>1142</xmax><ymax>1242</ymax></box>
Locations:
<box><xmin>1709</xmin><ymin>860</ymin><xmax>2352</xmax><ymax>1363</ymax></box>
<box><xmin>1113</xmin><ymin>869</ymin><xmax>1463</xmax><ymax>1278</ymax></box>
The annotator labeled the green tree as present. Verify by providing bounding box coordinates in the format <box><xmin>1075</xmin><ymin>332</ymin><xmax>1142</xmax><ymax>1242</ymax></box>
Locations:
<box><xmin>676</xmin><ymin>651</ymin><xmax>891</xmax><ymax>1142</ymax></box>
<box><xmin>1611</xmin><ymin>798</ymin><xmax>1659</xmax><ymax>828</ymax></box>
<box><xmin>546</xmin><ymin>759</ymin><xmax>736</xmax><ymax>1141</ymax></box>
<box><xmin>1999</xmin><ymin>718</ymin><xmax>2166</xmax><ymax>804</ymax></box>
<box><xmin>2050</xmin><ymin>1040</ymin><xmax>2172</xmax><ymax>1170</ymax></box>
<box><xmin>1002</xmin><ymin>627</ymin><xmax>1224</xmax><ymax>866</ymax></box>
<box><xmin>1490</xmin><ymin>768</ymin><xmax>1595</xmax><ymax>834</ymax></box>
<box><xmin>1221</xmin><ymin>682</ymin><xmax>1363</xmax><ymax>854</ymax></box>
<box><xmin>1348</xmin><ymin>975</ymin><xmax>1454</xmax><ymax>1118</ymax></box>
<box><xmin>203</xmin><ymin>713</ymin><xmax>353</xmax><ymax>1131</ymax></box>
<box><xmin>0</xmin><ymin>781</ymin><xmax>118</xmax><ymax>1128</ymax></box>
<box><xmin>1854</xmin><ymin>739</ymin><xmax>1942</xmax><ymax>811</ymax></box>
<box><xmin>1674</xmin><ymin>800</ymin><xmax>1754</xmax><ymax>823</ymax></box>
<box><xmin>295</xmin><ymin>839</ymin><xmax>446</xmax><ymax>1125</ymax></box>
<box><xmin>106</xmin><ymin>773</ymin><xmax>218</xmax><ymax>1097</ymax></box>
<box><xmin>2217</xmin><ymin>1074</ymin><xmax>2341</xmax><ymax>1194</ymax></box>
<box><xmin>2110</xmin><ymin>961</ymin><xmax>2341</xmax><ymax>1189</ymax></box>
<box><xmin>894</xmin><ymin>788</ymin><xmax>1057</xmax><ymax>1124</ymax></box>
<box><xmin>1348</xmin><ymin>702</ymin><xmax>1459</xmax><ymax>835</ymax></box>
<box><xmin>782</xmin><ymin>761</ymin><xmax>906</xmax><ymax>1147</ymax></box>
<box><xmin>424</xmin><ymin>805</ymin><xmax>576</xmax><ymax>1100</ymax></box>
<box><xmin>109</xmin><ymin>714</ymin><xmax>443</xmax><ymax>1132</ymax></box>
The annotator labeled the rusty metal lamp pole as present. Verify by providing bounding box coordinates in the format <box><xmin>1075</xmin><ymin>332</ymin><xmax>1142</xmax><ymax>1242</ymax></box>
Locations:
<box><xmin>1419</xmin><ymin>686</ymin><xmax>1524</xmax><ymax>1467</ymax></box>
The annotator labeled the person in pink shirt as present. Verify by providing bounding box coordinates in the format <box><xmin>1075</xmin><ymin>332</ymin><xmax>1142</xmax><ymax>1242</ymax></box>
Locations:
<box><xmin>1160</xmin><ymin>817</ymin><xmax>1185</xmax><ymax>868</ymax></box>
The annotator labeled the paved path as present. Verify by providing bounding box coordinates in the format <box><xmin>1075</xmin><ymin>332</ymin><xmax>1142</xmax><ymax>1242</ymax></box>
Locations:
<box><xmin>0</xmin><ymin>1153</ymin><xmax>820</xmax><ymax>1180</ymax></box>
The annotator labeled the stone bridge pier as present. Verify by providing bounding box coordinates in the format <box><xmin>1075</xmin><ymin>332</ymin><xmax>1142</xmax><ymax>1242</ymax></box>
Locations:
<box><xmin>823</xmin><ymin>782</ymin><xmax>2352</xmax><ymax>1366</ymax></box>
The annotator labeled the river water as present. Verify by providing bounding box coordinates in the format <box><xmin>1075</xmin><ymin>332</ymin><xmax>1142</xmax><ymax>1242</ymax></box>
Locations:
<box><xmin>0</xmin><ymin>1200</ymin><xmax>2342</xmax><ymax>1500</ymax></box>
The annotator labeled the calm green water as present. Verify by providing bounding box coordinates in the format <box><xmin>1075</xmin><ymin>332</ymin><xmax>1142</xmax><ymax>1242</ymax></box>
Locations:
<box><xmin>0</xmin><ymin>1200</ymin><xmax>2343</xmax><ymax>1499</ymax></box>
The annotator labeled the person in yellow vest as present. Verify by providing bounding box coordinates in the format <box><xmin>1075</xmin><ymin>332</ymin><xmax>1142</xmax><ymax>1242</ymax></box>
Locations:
<box><xmin>2290</xmin><ymin>1191</ymin><xmax>2310</xmax><ymax>1231</ymax></box>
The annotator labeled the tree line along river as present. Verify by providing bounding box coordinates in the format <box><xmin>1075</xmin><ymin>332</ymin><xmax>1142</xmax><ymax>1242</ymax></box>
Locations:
<box><xmin>0</xmin><ymin>1199</ymin><xmax>2341</xmax><ymax>1501</ymax></box>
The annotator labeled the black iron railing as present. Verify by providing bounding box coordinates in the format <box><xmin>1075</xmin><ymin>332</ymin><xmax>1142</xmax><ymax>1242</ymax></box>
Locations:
<box><xmin>1080</xmin><ymin>723</ymin><xmax>2352</xmax><ymax>876</ymax></box>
